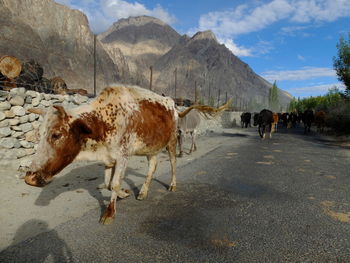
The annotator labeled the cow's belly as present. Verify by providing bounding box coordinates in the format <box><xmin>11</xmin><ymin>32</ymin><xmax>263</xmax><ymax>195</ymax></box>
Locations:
<box><xmin>131</xmin><ymin>134</ymin><xmax>170</xmax><ymax>156</ymax></box>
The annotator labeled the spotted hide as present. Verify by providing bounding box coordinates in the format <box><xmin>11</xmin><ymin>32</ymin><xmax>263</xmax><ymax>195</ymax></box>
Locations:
<box><xmin>25</xmin><ymin>85</ymin><xmax>180</xmax><ymax>224</ymax></box>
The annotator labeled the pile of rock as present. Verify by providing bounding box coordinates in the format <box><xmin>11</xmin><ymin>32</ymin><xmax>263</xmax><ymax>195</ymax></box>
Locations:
<box><xmin>0</xmin><ymin>87</ymin><xmax>90</xmax><ymax>169</ymax></box>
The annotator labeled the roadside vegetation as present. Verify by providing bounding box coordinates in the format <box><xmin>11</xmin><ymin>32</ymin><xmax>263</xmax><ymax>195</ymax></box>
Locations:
<box><xmin>288</xmin><ymin>33</ymin><xmax>350</xmax><ymax>134</ymax></box>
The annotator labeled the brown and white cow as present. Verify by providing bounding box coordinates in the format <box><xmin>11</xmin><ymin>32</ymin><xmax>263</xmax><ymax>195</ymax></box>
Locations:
<box><xmin>25</xmin><ymin>85</ymin><xmax>226</xmax><ymax>224</ymax></box>
<box><xmin>272</xmin><ymin>112</ymin><xmax>279</xmax><ymax>133</ymax></box>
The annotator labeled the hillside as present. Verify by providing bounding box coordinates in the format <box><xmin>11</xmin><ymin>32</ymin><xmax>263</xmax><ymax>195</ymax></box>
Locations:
<box><xmin>0</xmin><ymin>0</ymin><xmax>124</xmax><ymax>93</ymax></box>
<box><xmin>99</xmin><ymin>18</ymin><xmax>292</xmax><ymax>110</ymax></box>
<box><xmin>0</xmin><ymin>0</ymin><xmax>292</xmax><ymax>109</ymax></box>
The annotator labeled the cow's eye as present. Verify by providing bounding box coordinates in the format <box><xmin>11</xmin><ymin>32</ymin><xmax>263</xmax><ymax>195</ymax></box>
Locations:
<box><xmin>51</xmin><ymin>133</ymin><xmax>62</xmax><ymax>141</ymax></box>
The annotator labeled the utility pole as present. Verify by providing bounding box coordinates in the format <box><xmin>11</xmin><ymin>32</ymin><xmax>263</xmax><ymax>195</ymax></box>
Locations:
<box><xmin>174</xmin><ymin>67</ymin><xmax>177</xmax><ymax>99</ymax></box>
<box><xmin>208</xmin><ymin>81</ymin><xmax>211</xmax><ymax>105</ymax></box>
<box><xmin>225</xmin><ymin>91</ymin><xmax>228</xmax><ymax>104</ymax></box>
<box><xmin>194</xmin><ymin>80</ymin><xmax>197</xmax><ymax>103</ymax></box>
<box><xmin>149</xmin><ymin>66</ymin><xmax>153</xmax><ymax>91</ymax></box>
<box><xmin>217</xmin><ymin>89</ymin><xmax>221</xmax><ymax>107</ymax></box>
<box><xmin>93</xmin><ymin>34</ymin><xmax>97</xmax><ymax>97</ymax></box>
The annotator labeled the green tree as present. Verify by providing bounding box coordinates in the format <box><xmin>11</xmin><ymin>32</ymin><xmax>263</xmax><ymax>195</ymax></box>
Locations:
<box><xmin>333</xmin><ymin>33</ymin><xmax>350</xmax><ymax>94</ymax></box>
<box><xmin>269</xmin><ymin>81</ymin><xmax>280</xmax><ymax>111</ymax></box>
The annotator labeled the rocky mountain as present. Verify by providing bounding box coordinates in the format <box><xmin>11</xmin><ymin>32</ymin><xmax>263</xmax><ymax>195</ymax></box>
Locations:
<box><xmin>99</xmin><ymin>17</ymin><xmax>292</xmax><ymax>110</ymax></box>
<box><xmin>0</xmin><ymin>0</ymin><xmax>291</xmax><ymax>110</ymax></box>
<box><xmin>0</xmin><ymin>0</ymin><xmax>125</xmax><ymax>94</ymax></box>
<box><xmin>99</xmin><ymin>16</ymin><xmax>181</xmax><ymax>87</ymax></box>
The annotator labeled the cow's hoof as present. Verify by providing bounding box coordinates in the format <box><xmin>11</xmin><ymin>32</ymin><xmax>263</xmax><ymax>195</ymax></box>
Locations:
<box><xmin>168</xmin><ymin>185</ymin><xmax>176</xmax><ymax>192</ymax></box>
<box><xmin>97</xmin><ymin>183</ymin><xmax>107</xmax><ymax>190</ymax></box>
<box><xmin>118</xmin><ymin>189</ymin><xmax>130</xmax><ymax>199</ymax></box>
<box><xmin>137</xmin><ymin>192</ymin><xmax>147</xmax><ymax>200</ymax></box>
<box><xmin>100</xmin><ymin>215</ymin><xmax>114</xmax><ymax>225</ymax></box>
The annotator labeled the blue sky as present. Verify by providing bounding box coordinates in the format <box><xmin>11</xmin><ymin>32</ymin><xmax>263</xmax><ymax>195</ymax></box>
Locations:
<box><xmin>55</xmin><ymin>0</ymin><xmax>350</xmax><ymax>98</ymax></box>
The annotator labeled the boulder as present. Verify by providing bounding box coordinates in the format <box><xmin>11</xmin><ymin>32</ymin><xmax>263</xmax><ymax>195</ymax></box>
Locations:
<box><xmin>0</xmin><ymin>101</ymin><xmax>11</xmax><ymax>111</ymax></box>
<box><xmin>0</xmin><ymin>111</ymin><xmax>5</xmax><ymax>121</ymax></box>
<box><xmin>4</xmin><ymin>110</ymin><xmax>15</xmax><ymax>118</ymax></box>
<box><xmin>9</xmin><ymin>118</ymin><xmax>20</xmax><ymax>126</ymax></box>
<box><xmin>12</xmin><ymin>106</ymin><xmax>26</xmax><ymax>116</ymax></box>
<box><xmin>0</xmin><ymin>137</ymin><xmax>20</xmax><ymax>149</ymax></box>
<box><xmin>19</xmin><ymin>123</ymin><xmax>33</xmax><ymax>133</ymax></box>
<box><xmin>0</xmin><ymin>127</ymin><xmax>12</xmax><ymax>137</ymax></box>
<box><xmin>0</xmin><ymin>119</ymin><xmax>9</xmax><ymax>128</ymax></box>
<box><xmin>9</xmin><ymin>95</ymin><xmax>25</xmax><ymax>106</ymax></box>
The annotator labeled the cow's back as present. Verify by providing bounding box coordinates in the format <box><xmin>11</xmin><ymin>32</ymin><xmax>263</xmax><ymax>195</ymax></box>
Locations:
<box><xmin>90</xmin><ymin>85</ymin><xmax>177</xmax><ymax>155</ymax></box>
<box><xmin>178</xmin><ymin>109</ymin><xmax>201</xmax><ymax>132</ymax></box>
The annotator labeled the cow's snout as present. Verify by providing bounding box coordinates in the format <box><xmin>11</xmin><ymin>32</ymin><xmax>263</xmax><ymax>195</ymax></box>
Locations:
<box><xmin>25</xmin><ymin>171</ymin><xmax>49</xmax><ymax>187</ymax></box>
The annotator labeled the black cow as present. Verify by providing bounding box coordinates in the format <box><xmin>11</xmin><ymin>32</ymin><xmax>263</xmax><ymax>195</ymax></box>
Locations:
<box><xmin>240</xmin><ymin>112</ymin><xmax>251</xmax><ymax>128</ymax></box>
<box><xmin>281</xmin><ymin>113</ymin><xmax>289</xmax><ymax>127</ymax></box>
<box><xmin>302</xmin><ymin>109</ymin><xmax>314</xmax><ymax>133</ymax></box>
<box><xmin>253</xmin><ymin>109</ymin><xmax>273</xmax><ymax>138</ymax></box>
<box><xmin>288</xmin><ymin>112</ymin><xmax>298</xmax><ymax>128</ymax></box>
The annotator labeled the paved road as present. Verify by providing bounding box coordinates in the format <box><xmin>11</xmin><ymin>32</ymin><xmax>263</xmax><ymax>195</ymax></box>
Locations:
<box><xmin>1</xmin><ymin>126</ymin><xmax>350</xmax><ymax>262</ymax></box>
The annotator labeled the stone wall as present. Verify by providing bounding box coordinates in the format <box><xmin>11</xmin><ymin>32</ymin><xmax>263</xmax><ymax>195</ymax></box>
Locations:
<box><xmin>0</xmin><ymin>88</ymin><xmax>90</xmax><ymax>170</ymax></box>
<box><xmin>0</xmin><ymin>88</ymin><xmax>242</xmax><ymax>171</ymax></box>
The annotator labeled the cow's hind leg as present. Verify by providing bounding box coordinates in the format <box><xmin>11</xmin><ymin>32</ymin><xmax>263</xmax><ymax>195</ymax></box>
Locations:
<box><xmin>189</xmin><ymin>131</ymin><xmax>197</xmax><ymax>153</ymax></box>
<box><xmin>177</xmin><ymin>130</ymin><xmax>184</xmax><ymax>157</ymax></box>
<box><xmin>100</xmin><ymin>158</ymin><xmax>128</xmax><ymax>225</ymax></box>
<box><xmin>137</xmin><ymin>155</ymin><xmax>158</xmax><ymax>200</ymax></box>
<box><xmin>167</xmin><ymin>133</ymin><xmax>177</xmax><ymax>192</ymax></box>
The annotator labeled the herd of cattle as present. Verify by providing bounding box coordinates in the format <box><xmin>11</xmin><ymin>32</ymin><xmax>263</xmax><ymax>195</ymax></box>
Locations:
<box><xmin>22</xmin><ymin>84</ymin><xmax>328</xmax><ymax>224</ymax></box>
<box><xmin>241</xmin><ymin>109</ymin><xmax>327</xmax><ymax>138</ymax></box>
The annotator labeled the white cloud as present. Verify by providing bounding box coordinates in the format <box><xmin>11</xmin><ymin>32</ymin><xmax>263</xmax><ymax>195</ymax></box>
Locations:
<box><xmin>288</xmin><ymin>83</ymin><xmax>345</xmax><ymax>97</ymax></box>
<box><xmin>193</xmin><ymin>0</ymin><xmax>350</xmax><ymax>57</ymax></box>
<box><xmin>262</xmin><ymin>67</ymin><xmax>336</xmax><ymax>82</ymax></box>
<box><xmin>291</xmin><ymin>0</ymin><xmax>350</xmax><ymax>23</ymax></box>
<box><xmin>198</xmin><ymin>0</ymin><xmax>293</xmax><ymax>37</ymax></box>
<box><xmin>218</xmin><ymin>38</ymin><xmax>252</xmax><ymax>57</ymax></box>
<box><xmin>197</xmin><ymin>0</ymin><xmax>350</xmax><ymax>39</ymax></box>
<box><xmin>54</xmin><ymin>0</ymin><xmax>176</xmax><ymax>33</ymax></box>
<box><xmin>297</xmin><ymin>54</ymin><xmax>305</xmax><ymax>61</ymax></box>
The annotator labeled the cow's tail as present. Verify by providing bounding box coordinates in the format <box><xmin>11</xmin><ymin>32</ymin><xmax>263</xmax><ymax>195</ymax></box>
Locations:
<box><xmin>178</xmin><ymin>99</ymin><xmax>232</xmax><ymax>119</ymax></box>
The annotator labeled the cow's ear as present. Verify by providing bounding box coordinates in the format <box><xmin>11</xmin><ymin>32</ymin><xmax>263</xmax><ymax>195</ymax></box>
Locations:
<box><xmin>72</xmin><ymin>118</ymin><xmax>93</xmax><ymax>137</ymax></box>
<box><xmin>53</xmin><ymin>105</ymin><xmax>68</xmax><ymax>119</ymax></box>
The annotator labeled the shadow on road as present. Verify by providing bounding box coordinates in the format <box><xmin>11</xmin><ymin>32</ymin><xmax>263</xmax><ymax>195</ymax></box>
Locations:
<box><xmin>124</xmin><ymin>168</ymin><xmax>170</xmax><ymax>198</ymax></box>
<box><xmin>33</xmin><ymin>163</ymin><xmax>107</xmax><ymax>217</ymax></box>
<box><xmin>33</xmin><ymin>163</ymin><xmax>171</xmax><ymax>217</ymax></box>
<box><xmin>0</xmin><ymin>219</ymin><xmax>73</xmax><ymax>263</ymax></box>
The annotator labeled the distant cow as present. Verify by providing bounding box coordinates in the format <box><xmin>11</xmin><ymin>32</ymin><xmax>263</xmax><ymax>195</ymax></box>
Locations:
<box><xmin>25</xmin><ymin>85</ymin><xmax>228</xmax><ymax>224</ymax></box>
<box><xmin>240</xmin><ymin>112</ymin><xmax>251</xmax><ymax>128</ymax></box>
<box><xmin>177</xmin><ymin>109</ymin><xmax>200</xmax><ymax>157</ymax></box>
<box><xmin>272</xmin><ymin>112</ymin><xmax>279</xmax><ymax>132</ymax></box>
<box><xmin>314</xmin><ymin>111</ymin><xmax>326</xmax><ymax>133</ymax></box>
<box><xmin>281</xmin><ymin>113</ymin><xmax>289</xmax><ymax>127</ymax></box>
<box><xmin>253</xmin><ymin>109</ymin><xmax>273</xmax><ymax>138</ymax></box>
<box><xmin>177</xmin><ymin>102</ymin><xmax>230</xmax><ymax>157</ymax></box>
<box><xmin>288</xmin><ymin>112</ymin><xmax>298</xmax><ymax>128</ymax></box>
<box><xmin>302</xmin><ymin>109</ymin><xmax>314</xmax><ymax>133</ymax></box>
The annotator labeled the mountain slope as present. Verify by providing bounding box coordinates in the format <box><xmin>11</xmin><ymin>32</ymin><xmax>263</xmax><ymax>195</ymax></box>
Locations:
<box><xmin>0</xmin><ymin>0</ymin><xmax>123</xmax><ymax>93</ymax></box>
<box><xmin>99</xmin><ymin>18</ymin><xmax>292</xmax><ymax>110</ymax></box>
<box><xmin>98</xmin><ymin>16</ymin><xmax>181</xmax><ymax>87</ymax></box>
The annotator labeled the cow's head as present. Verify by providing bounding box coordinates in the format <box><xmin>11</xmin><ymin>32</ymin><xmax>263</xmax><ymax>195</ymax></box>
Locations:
<box><xmin>25</xmin><ymin>105</ymin><xmax>93</xmax><ymax>187</ymax></box>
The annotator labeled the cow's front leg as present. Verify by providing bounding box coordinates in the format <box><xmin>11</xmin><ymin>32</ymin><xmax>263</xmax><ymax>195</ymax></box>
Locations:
<box><xmin>177</xmin><ymin>130</ymin><xmax>184</xmax><ymax>157</ymax></box>
<box><xmin>97</xmin><ymin>163</ymin><xmax>115</xmax><ymax>190</ymax></box>
<box><xmin>167</xmin><ymin>133</ymin><xmax>177</xmax><ymax>192</ymax></box>
<box><xmin>100</xmin><ymin>158</ymin><xmax>128</xmax><ymax>225</ymax></box>
<box><xmin>137</xmin><ymin>155</ymin><xmax>157</xmax><ymax>200</ymax></box>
